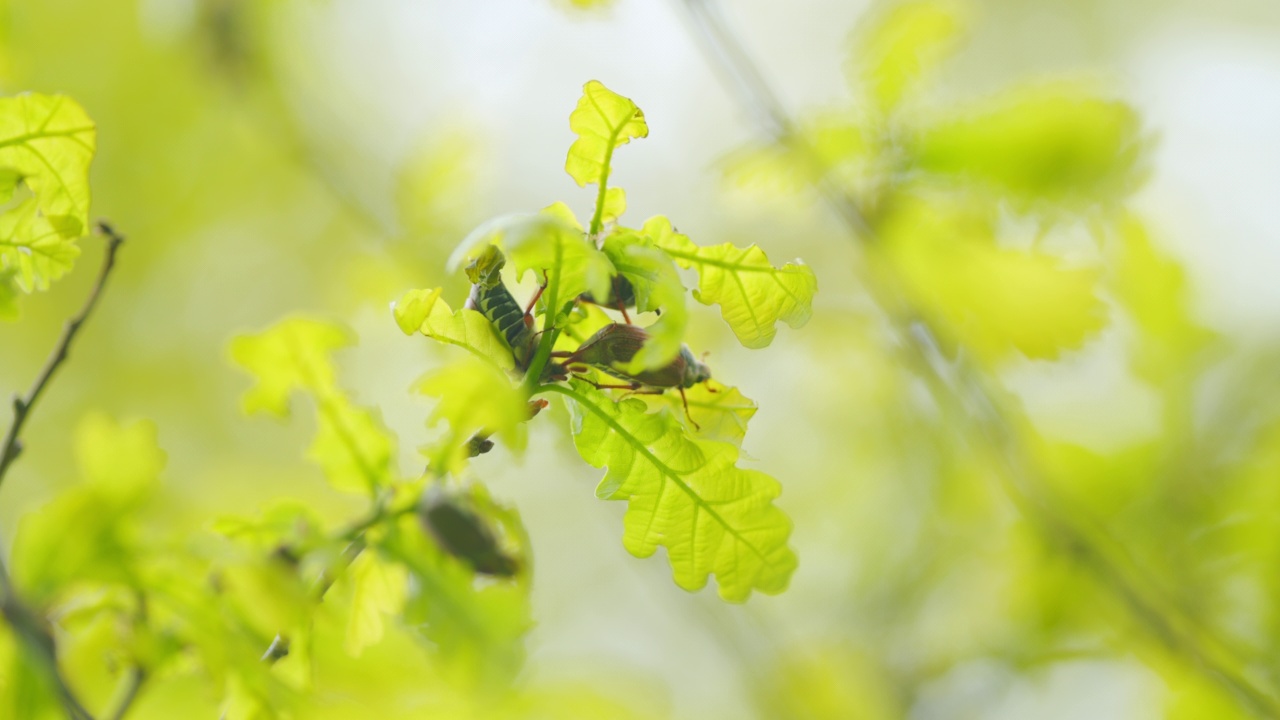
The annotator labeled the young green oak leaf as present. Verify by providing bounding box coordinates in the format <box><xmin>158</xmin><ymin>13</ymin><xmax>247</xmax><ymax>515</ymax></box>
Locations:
<box><xmin>505</xmin><ymin>205</ymin><xmax>614</xmax><ymax>322</ymax></box>
<box><xmin>643</xmin><ymin>380</ymin><xmax>757</xmax><ymax>447</ymax></box>
<box><xmin>230</xmin><ymin>318</ymin><xmax>353</xmax><ymax>417</ymax></box>
<box><xmin>231</xmin><ymin>318</ymin><xmax>396</xmax><ymax>494</ymax></box>
<box><xmin>381</xmin><ymin>514</ymin><xmax>531</xmax><ymax>687</ymax></box>
<box><xmin>343</xmin><ymin>549</ymin><xmax>408</xmax><ymax>658</ymax></box>
<box><xmin>599</xmin><ymin>230</ymin><xmax>688</xmax><ymax>372</ymax></box>
<box><xmin>551</xmin><ymin>379</ymin><xmax>797</xmax><ymax>602</ymax></box>
<box><xmin>914</xmin><ymin>81</ymin><xmax>1147</xmax><ymax>206</ymax></box>
<box><xmin>393</xmin><ymin>288</ymin><xmax>516</xmax><ymax>372</ymax></box>
<box><xmin>850</xmin><ymin>0</ymin><xmax>967</xmax><ymax>113</ymax></box>
<box><xmin>565</xmin><ymin>80</ymin><xmax>648</xmax><ymax>190</ymax></box>
<box><xmin>0</xmin><ymin>97</ymin><xmax>92</xmax><ymax>225</ymax></box>
<box><xmin>0</xmin><ymin>199</ymin><xmax>81</xmax><ymax>292</ymax></box>
<box><xmin>600</xmin><ymin>187</ymin><xmax>626</xmax><ymax>226</ymax></box>
<box><xmin>13</xmin><ymin>416</ymin><xmax>164</xmax><ymax>607</ymax></box>
<box><xmin>414</xmin><ymin>358</ymin><xmax>529</xmax><ymax>474</ymax></box>
<box><xmin>646</xmin><ymin>216</ymin><xmax>817</xmax><ymax>349</ymax></box>
<box><xmin>881</xmin><ymin>201</ymin><xmax>1106</xmax><ymax>362</ymax></box>
<box><xmin>0</xmin><ymin>93</ymin><xmax>96</xmax><ymax>238</ymax></box>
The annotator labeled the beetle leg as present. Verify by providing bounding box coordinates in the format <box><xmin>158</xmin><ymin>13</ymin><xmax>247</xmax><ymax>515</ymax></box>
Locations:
<box><xmin>523</xmin><ymin>278</ymin><xmax>547</xmax><ymax>320</ymax></box>
<box><xmin>678</xmin><ymin>387</ymin><xmax>701</xmax><ymax>431</ymax></box>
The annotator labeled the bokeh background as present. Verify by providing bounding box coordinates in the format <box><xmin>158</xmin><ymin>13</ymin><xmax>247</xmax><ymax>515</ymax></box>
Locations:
<box><xmin>3</xmin><ymin>0</ymin><xmax>1280</xmax><ymax>717</ymax></box>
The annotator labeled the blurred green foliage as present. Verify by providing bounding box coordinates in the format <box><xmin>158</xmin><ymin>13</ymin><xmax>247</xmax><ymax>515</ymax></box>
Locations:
<box><xmin>1</xmin><ymin>0</ymin><xmax>1279</xmax><ymax>718</ymax></box>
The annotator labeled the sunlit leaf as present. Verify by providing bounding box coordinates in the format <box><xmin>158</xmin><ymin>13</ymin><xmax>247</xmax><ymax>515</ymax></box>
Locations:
<box><xmin>722</xmin><ymin>115</ymin><xmax>868</xmax><ymax>195</ymax></box>
<box><xmin>599</xmin><ymin>230</ymin><xmax>688</xmax><ymax>371</ymax></box>
<box><xmin>1113</xmin><ymin>215</ymin><xmax>1218</xmax><ymax>384</ymax></box>
<box><xmin>75</xmin><ymin>412</ymin><xmax>165</xmax><ymax>503</ymax></box>
<box><xmin>0</xmin><ymin>199</ymin><xmax>80</xmax><ymax>293</ymax></box>
<box><xmin>881</xmin><ymin>199</ymin><xmax>1106</xmax><ymax>361</ymax></box>
<box><xmin>647</xmin><ymin>216</ymin><xmax>816</xmax><ymax>349</ymax></box>
<box><xmin>643</xmin><ymin>380</ymin><xmax>757</xmax><ymax>447</ymax></box>
<box><xmin>915</xmin><ymin>82</ymin><xmax>1147</xmax><ymax>205</ymax></box>
<box><xmin>851</xmin><ymin>0</ymin><xmax>966</xmax><ymax>112</ymax></box>
<box><xmin>565</xmin><ymin>80</ymin><xmax>647</xmax><ymax>190</ymax></box>
<box><xmin>307</xmin><ymin>400</ymin><xmax>396</xmax><ymax>495</ymax></box>
<box><xmin>0</xmin><ymin>93</ymin><xmax>96</xmax><ymax>238</ymax></box>
<box><xmin>231</xmin><ymin>318</ymin><xmax>396</xmax><ymax>494</ymax></box>
<box><xmin>600</xmin><ymin>187</ymin><xmax>626</xmax><ymax>225</ymax></box>
<box><xmin>554</xmin><ymin>380</ymin><xmax>797</xmax><ymax>602</ymax></box>
<box><xmin>413</xmin><ymin>358</ymin><xmax>529</xmax><ymax>474</ymax></box>
<box><xmin>230</xmin><ymin>318</ymin><xmax>352</xmax><ymax>418</ymax></box>
<box><xmin>393</xmin><ymin>288</ymin><xmax>516</xmax><ymax>372</ymax></box>
<box><xmin>13</xmin><ymin>416</ymin><xmax>164</xmax><ymax>605</ymax></box>
<box><xmin>380</xmin><ymin>515</ymin><xmax>530</xmax><ymax>688</ymax></box>
<box><xmin>344</xmin><ymin>551</ymin><xmax>408</xmax><ymax>658</ymax></box>
<box><xmin>507</xmin><ymin>211</ymin><xmax>614</xmax><ymax>321</ymax></box>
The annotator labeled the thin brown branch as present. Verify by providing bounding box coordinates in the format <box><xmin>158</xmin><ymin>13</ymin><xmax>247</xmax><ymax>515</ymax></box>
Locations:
<box><xmin>673</xmin><ymin>1</ymin><xmax>1280</xmax><ymax>716</ymax></box>
<box><xmin>0</xmin><ymin>221</ymin><xmax>126</xmax><ymax>493</ymax></box>
<box><xmin>0</xmin><ymin>553</ymin><xmax>94</xmax><ymax>720</ymax></box>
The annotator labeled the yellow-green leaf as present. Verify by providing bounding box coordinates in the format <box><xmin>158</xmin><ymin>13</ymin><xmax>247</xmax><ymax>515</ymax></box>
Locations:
<box><xmin>881</xmin><ymin>200</ymin><xmax>1106</xmax><ymax>361</ymax></box>
<box><xmin>600</xmin><ymin>187</ymin><xmax>626</xmax><ymax>225</ymax></box>
<box><xmin>644</xmin><ymin>380</ymin><xmax>757</xmax><ymax>447</ymax></box>
<box><xmin>307</xmin><ymin>401</ymin><xmax>396</xmax><ymax>495</ymax></box>
<box><xmin>344</xmin><ymin>550</ymin><xmax>408</xmax><ymax>658</ymax></box>
<box><xmin>851</xmin><ymin>0</ymin><xmax>966</xmax><ymax>112</ymax></box>
<box><xmin>414</xmin><ymin>358</ymin><xmax>529</xmax><ymax>474</ymax></box>
<box><xmin>230</xmin><ymin>318</ymin><xmax>352</xmax><ymax>418</ymax></box>
<box><xmin>1114</xmin><ymin>215</ymin><xmax>1218</xmax><ymax>384</ymax></box>
<box><xmin>0</xmin><ymin>93</ymin><xmax>96</xmax><ymax>238</ymax></box>
<box><xmin>393</xmin><ymin>289</ymin><xmax>516</xmax><ymax>372</ymax></box>
<box><xmin>915</xmin><ymin>82</ymin><xmax>1147</xmax><ymax>205</ymax></box>
<box><xmin>647</xmin><ymin>216</ymin><xmax>816</xmax><ymax>349</ymax></box>
<box><xmin>553</xmin><ymin>380</ymin><xmax>797</xmax><ymax>602</ymax></box>
<box><xmin>565</xmin><ymin>80</ymin><xmax>648</xmax><ymax>189</ymax></box>
<box><xmin>231</xmin><ymin>318</ymin><xmax>396</xmax><ymax>494</ymax></box>
<box><xmin>599</xmin><ymin>230</ymin><xmax>688</xmax><ymax>372</ymax></box>
<box><xmin>0</xmin><ymin>199</ymin><xmax>80</xmax><ymax>292</ymax></box>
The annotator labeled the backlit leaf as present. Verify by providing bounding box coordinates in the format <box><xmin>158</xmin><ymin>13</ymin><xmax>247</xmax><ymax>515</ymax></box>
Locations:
<box><xmin>231</xmin><ymin>318</ymin><xmax>396</xmax><ymax>494</ymax></box>
<box><xmin>0</xmin><ymin>93</ymin><xmax>96</xmax><ymax>238</ymax></box>
<box><xmin>0</xmin><ymin>199</ymin><xmax>80</xmax><ymax>293</ymax></box>
<box><xmin>647</xmin><ymin>216</ymin><xmax>816</xmax><ymax>349</ymax></box>
<box><xmin>915</xmin><ymin>82</ymin><xmax>1147</xmax><ymax>205</ymax></box>
<box><xmin>880</xmin><ymin>200</ymin><xmax>1106</xmax><ymax>361</ymax></box>
<box><xmin>599</xmin><ymin>230</ymin><xmax>688</xmax><ymax>372</ymax></box>
<box><xmin>344</xmin><ymin>551</ymin><xmax>408</xmax><ymax>658</ymax></box>
<box><xmin>643</xmin><ymin>380</ymin><xmax>757</xmax><ymax>447</ymax></box>
<box><xmin>553</xmin><ymin>380</ymin><xmax>797</xmax><ymax>602</ymax></box>
<box><xmin>13</xmin><ymin>416</ymin><xmax>164</xmax><ymax>606</ymax></box>
<box><xmin>230</xmin><ymin>318</ymin><xmax>352</xmax><ymax>418</ymax></box>
<box><xmin>565</xmin><ymin>80</ymin><xmax>648</xmax><ymax>189</ymax></box>
<box><xmin>851</xmin><ymin>0</ymin><xmax>966</xmax><ymax>112</ymax></box>
<box><xmin>414</xmin><ymin>358</ymin><xmax>529</xmax><ymax>474</ymax></box>
<box><xmin>381</xmin><ymin>515</ymin><xmax>531</xmax><ymax>687</ymax></box>
<box><xmin>393</xmin><ymin>289</ymin><xmax>516</xmax><ymax>372</ymax></box>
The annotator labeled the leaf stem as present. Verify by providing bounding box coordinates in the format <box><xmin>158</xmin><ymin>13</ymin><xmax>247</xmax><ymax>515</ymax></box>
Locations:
<box><xmin>104</xmin><ymin>666</ymin><xmax>146</xmax><ymax>720</ymax></box>
<box><xmin>0</xmin><ymin>222</ymin><xmax>125</xmax><ymax>494</ymax></box>
<box><xmin>674</xmin><ymin>0</ymin><xmax>1280</xmax><ymax>715</ymax></box>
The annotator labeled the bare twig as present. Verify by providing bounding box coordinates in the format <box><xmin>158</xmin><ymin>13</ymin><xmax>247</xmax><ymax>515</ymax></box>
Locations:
<box><xmin>0</xmin><ymin>222</ymin><xmax>126</xmax><ymax>493</ymax></box>
<box><xmin>673</xmin><ymin>1</ymin><xmax>1280</xmax><ymax>716</ymax></box>
<box><xmin>0</xmin><ymin>552</ymin><xmax>94</xmax><ymax>720</ymax></box>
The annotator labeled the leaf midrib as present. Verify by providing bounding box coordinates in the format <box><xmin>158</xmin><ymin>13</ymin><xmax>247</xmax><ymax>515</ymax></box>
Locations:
<box><xmin>543</xmin><ymin>383</ymin><xmax>781</xmax><ymax>572</ymax></box>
